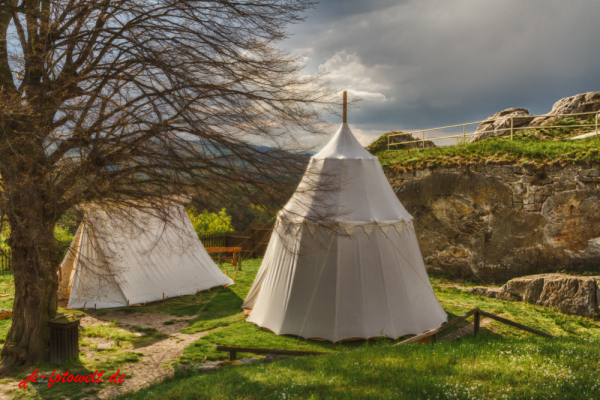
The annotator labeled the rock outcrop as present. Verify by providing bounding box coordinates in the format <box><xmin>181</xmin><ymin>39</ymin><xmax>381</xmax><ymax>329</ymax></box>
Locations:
<box><xmin>386</xmin><ymin>162</ymin><xmax>600</xmax><ymax>282</ymax></box>
<box><xmin>470</xmin><ymin>274</ymin><xmax>600</xmax><ymax>319</ymax></box>
<box><xmin>469</xmin><ymin>108</ymin><xmax>534</xmax><ymax>143</ymax></box>
<box><xmin>367</xmin><ymin>132</ymin><xmax>435</xmax><ymax>153</ymax></box>
<box><xmin>530</xmin><ymin>92</ymin><xmax>600</xmax><ymax>127</ymax></box>
<box><xmin>470</xmin><ymin>92</ymin><xmax>600</xmax><ymax>142</ymax></box>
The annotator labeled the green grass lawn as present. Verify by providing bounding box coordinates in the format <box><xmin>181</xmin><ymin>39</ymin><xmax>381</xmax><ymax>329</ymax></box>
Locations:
<box><xmin>118</xmin><ymin>336</ymin><xmax>600</xmax><ymax>400</ymax></box>
<box><xmin>1</xmin><ymin>259</ymin><xmax>600</xmax><ymax>399</ymax></box>
<box><xmin>117</xmin><ymin>260</ymin><xmax>599</xmax><ymax>400</ymax></box>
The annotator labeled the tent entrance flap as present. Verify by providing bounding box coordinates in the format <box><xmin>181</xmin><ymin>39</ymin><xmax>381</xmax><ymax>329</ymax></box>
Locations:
<box><xmin>57</xmin><ymin>224</ymin><xmax>84</xmax><ymax>301</ymax></box>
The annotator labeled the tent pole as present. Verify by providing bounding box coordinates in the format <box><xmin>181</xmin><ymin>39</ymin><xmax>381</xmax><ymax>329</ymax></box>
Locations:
<box><xmin>343</xmin><ymin>91</ymin><xmax>347</xmax><ymax>123</ymax></box>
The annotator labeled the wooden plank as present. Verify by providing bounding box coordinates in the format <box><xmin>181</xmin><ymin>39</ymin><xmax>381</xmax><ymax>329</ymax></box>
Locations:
<box><xmin>50</xmin><ymin>328</ymin><xmax>56</xmax><ymax>365</ymax></box>
<box><xmin>205</xmin><ymin>247</ymin><xmax>242</xmax><ymax>253</ymax></box>
<box><xmin>75</xmin><ymin>326</ymin><xmax>79</xmax><ymax>356</ymax></box>
<box><xmin>61</xmin><ymin>326</ymin><xmax>67</xmax><ymax>365</ymax></box>
<box><xmin>54</xmin><ymin>328</ymin><xmax>58</xmax><ymax>365</ymax></box>
<box><xmin>67</xmin><ymin>327</ymin><xmax>73</xmax><ymax>360</ymax></box>
<box><xmin>216</xmin><ymin>345</ymin><xmax>326</xmax><ymax>357</ymax></box>
<box><xmin>72</xmin><ymin>326</ymin><xmax>79</xmax><ymax>359</ymax></box>
<box><xmin>70</xmin><ymin>325</ymin><xmax>76</xmax><ymax>361</ymax></box>
<box><xmin>398</xmin><ymin>308</ymin><xmax>479</xmax><ymax>345</ymax></box>
<box><xmin>478</xmin><ymin>310</ymin><xmax>555</xmax><ymax>338</ymax></box>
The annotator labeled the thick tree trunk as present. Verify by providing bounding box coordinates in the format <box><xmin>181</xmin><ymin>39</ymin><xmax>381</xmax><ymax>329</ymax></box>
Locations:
<box><xmin>0</xmin><ymin>197</ymin><xmax>59</xmax><ymax>373</ymax></box>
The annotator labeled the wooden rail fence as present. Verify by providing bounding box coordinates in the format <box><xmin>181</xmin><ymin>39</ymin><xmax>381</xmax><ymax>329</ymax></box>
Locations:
<box><xmin>216</xmin><ymin>345</ymin><xmax>327</xmax><ymax>361</ymax></box>
<box><xmin>199</xmin><ymin>224</ymin><xmax>273</xmax><ymax>259</ymax></box>
<box><xmin>200</xmin><ymin>233</ymin><xmax>226</xmax><ymax>248</ymax></box>
<box><xmin>210</xmin><ymin>308</ymin><xmax>553</xmax><ymax>363</ymax></box>
<box><xmin>0</xmin><ymin>248</ymin><xmax>12</xmax><ymax>275</ymax></box>
<box><xmin>398</xmin><ymin>308</ymin><xmax>555</xmax><ymax>345</ymax></box>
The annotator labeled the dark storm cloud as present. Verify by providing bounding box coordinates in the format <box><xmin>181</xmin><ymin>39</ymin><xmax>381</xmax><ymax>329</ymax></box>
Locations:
<box><xmin>285</xmin><ymin>0</ymin><xmax>600</xmax><ymax>145</ymax></box>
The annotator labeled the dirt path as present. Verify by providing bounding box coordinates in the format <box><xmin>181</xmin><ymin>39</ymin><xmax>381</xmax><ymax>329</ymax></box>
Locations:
<box><xmin>79</xmin><ymin>310</ymin><xmax>191</xmax><ymax>336</ymax></box>
<box><xmin>79</xmin><ymin>311</ymin><xmax>216</xmax><ymax>399</ymax></box>
<box><xmin>98</xmin><ymin>328</ymin><xmax>212</xmax><ymax>399</ymax></box>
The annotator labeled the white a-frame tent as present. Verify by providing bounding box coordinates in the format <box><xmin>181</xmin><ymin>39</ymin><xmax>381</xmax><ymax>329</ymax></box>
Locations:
<box><xmin>242</xmin><ymin>123</ymin><xmax>447</xmax><ymax>342</ymax></box>
<box><xmin>58</xmin><ymin>202</ymin><xmax>233</xmax><ymax>309</ymax></box>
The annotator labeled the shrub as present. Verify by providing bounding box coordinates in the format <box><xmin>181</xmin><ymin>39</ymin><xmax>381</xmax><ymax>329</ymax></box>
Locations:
<box><xmin>187</xmin><ymin>208</ymin><xmax>234</xmax><ymax>236</ymax></box>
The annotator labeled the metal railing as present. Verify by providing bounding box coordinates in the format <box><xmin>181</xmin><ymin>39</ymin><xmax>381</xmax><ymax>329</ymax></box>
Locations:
<box><xmin>387</xmin><ymin>111</ymin><xmax>600</xmax><ymax>150</ymax></box>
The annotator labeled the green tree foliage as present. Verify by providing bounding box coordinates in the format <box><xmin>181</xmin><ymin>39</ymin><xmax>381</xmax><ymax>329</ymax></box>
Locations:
<box><xmin>192</xmin><ymin>183</ymin><xmax>293</xmax><ymax>232</ymax></box>
<box><xmin>187</xmin><ymin>208</ymin><xmax>234</xmax><ymax>237</ymax></box>
<box><xmin>0</xmin><ymin>225</ymin><xmax>8</xmax><ymax>254</ymax></box>
<box><xmin>0</xmin><ymin>225</ymin><xmax>73</xmax><ymax>257</ymax></box>
<box><xmin>248</xmin><ymin>204</ymin><xmax>280</xmax><ymax>224</ymax></box>
<box><xmin>53</xmin><ymin>226</ymin><xmax>74</xmax><ymax>256</ymax></box>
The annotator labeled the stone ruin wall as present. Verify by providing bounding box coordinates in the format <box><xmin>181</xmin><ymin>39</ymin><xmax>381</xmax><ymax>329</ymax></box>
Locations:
<box><xmin>385</xmin><ymin>162</ymin><xmax>600</xmax><ymax>282</ymax></box>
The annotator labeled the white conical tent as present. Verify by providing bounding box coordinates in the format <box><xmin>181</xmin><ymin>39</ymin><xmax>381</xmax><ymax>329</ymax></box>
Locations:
<box><xmin>58</xmin><ymin>203</ymin><xmax>233</xmax><ymax>309</ymax></box>
<box><xmin>242</xmin><ymin>123</ymin><xmax>447</xmax><ymax>342</ymax></box>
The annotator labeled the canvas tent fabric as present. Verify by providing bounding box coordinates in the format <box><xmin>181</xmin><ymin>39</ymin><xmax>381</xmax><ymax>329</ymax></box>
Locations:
<box><xmin>242</xmin><ymin>123</ymin><xmax>447</xmax><ymax>342</ymax></box>
<box><xmin>58</xmin><ymin>203</ymin><xmax>233</xmax><ymax>309</ymax></box>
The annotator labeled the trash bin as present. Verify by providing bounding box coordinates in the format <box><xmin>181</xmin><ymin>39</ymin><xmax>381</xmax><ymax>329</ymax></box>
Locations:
<box><xmin>48</xmin><ymin>313</ymin><xmax>80</xmax><ymax>366</ymax></box>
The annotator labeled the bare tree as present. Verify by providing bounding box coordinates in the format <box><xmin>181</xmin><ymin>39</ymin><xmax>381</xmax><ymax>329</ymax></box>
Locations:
<box><xmin>0</xmin><ymin>0</ymin><xmax>336</xmax><ymax>371</ymax></box>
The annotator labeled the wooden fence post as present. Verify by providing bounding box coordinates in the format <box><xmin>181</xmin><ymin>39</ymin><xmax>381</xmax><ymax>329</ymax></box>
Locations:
<box><xmin>218</xmin><ymin>251</ymin><xmax>223</xmax><ymax>267</ymax></box>
<box><xmin>510</xmin><ymin>117</ymin><xmax>514</xmax><ymax>140</ymax></box>
<box><xmin>237</xmin><ymin>253</ymin><xmax>242</xmax><ymax>271</ymax></box>
<box><xmin>474</xmin><ymin>310</ymin><xmax>480</xmax><ymax>337</ymax></box>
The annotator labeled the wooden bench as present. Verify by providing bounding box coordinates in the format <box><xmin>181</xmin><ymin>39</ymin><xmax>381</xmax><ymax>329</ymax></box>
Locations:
<box><xmin>216</xmin><ymin>345</ymin><xmax>326</xmax><ymax>361</ymax></box>
<box><xmin>205</xmin><ymin>247</ymin><xmax>242</xmax><ymax>267</ymax></box>
<box><xmin>0</xmin><ymin>310</ymin><xmax>12</xmax><ymax>320</ymax></box>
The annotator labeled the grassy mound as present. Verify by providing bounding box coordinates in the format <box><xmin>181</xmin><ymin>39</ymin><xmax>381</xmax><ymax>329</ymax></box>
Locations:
<box><xmin>375</xmin><ymin>117</ymin><xmax>600</xmax><ymax>171</ymax></box>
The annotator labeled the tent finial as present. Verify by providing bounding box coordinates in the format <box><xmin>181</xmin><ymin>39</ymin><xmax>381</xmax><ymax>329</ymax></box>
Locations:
<box><xmin>343</xmin><ymin>91</ymin><xmax>347</xmax><ymax>123</ymax></box>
